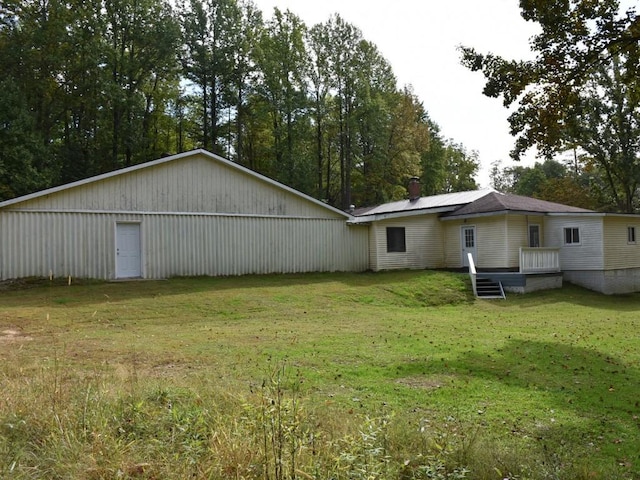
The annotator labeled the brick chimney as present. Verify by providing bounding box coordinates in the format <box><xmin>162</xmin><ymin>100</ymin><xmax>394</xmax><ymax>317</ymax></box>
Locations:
<box><xmin>408</xmin><ymin>177</ymin><xmax>421</xmax><ymax>201</ymax></box>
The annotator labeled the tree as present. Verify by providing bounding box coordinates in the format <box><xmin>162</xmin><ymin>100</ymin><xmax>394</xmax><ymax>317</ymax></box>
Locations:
<box><xmin>180</xmin><ymin>0</ymin><xmax>239</xmax><ymax>155</ymax></box>
<box><xmin>460</xmin><ymin>0</ymin><xmax>640</xmax><ymax>211</ymax></box>
<box><xmin>461</xmin><ymin>0</ymin><xmax>638</xmax><ymax>158</ymax></box>
<box><xmin>306</xmin><ymin>21</ymin><xmax>333</xmax><ymax>199</ymax></box>
<box><xmin>567</xmin><ymin>53</ymin><xmax>640</xmax><ymax>211</ymax></box>
<box><xmin>421</xmin><ymin>117</ymin><xmax>477</xmax><ymax>196</ymax></box>
<box><xmin>324</xmin><ymin>14</ymin><xmax>361</xmax><ymax>209</ymax></box>
<box><xmin>254</xmin><ymin>8</ymin><xmax>310</xmax><ymax>190</ymax></box>
<box><xmin>226</xmin><ymin>0</ymin><xmax>262</xmax><ymax>164</ymax></box>
<box><xmin>489</xmin><ymin>159</ymin><xmax>598</xmax><ymax>209</ymax></box>
<box><xmin>0</xmin><ymin>0</ymin><xmax>477</xmax><ymax>207</ymax></box>
<box><xmin>0</xmin><ymin>78</ymin><xmax>51</xmax><ymax>200</ymax></box>
<box><xmin>102</xmin><ymin>0</ymin><xmax>180</xmax><ymax>168</ymax></box>
<box><xmin>374</xmin><ymin>87</ymin><xmax>429</xmax><ymax>202</ymax></box>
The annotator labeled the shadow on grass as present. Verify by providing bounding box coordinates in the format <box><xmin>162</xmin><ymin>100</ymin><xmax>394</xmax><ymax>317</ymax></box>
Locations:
<box><xmin>497</xmin><ymin>282</ymin><xmax>640</xmax><ymax>312</ymax></box>
<box><xmin>452</xmin><ymin>339</ymin><xmax>639</xmax><ymax>418</ymax></box>
<box><xmin>0</xmin><ymin>270</ymin><xmax>475</xmax><ymax>308</ymax></box>
<box><xmin>2</xmin><ymin>271</ymin><xmax>638</xmax><ymax>312</ymax></box>
<box><xmin>394</xmin><ymin>338</ymin><xmax>640</xmax><ymax>471</ymax></box>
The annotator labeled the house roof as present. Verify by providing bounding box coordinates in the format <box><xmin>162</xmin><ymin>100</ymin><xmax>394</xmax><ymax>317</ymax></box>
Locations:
<box><xmin>351</xmin><ymin>188</ymin><xmax>496</xmax><ymax>220</ymax></box>
<box><xmin>349</xmin><ymin>188</ymin><xmax>598</xmax><ymax>224</ymax></box>
<box><xmin>0</xmin><ymin>149</ymin><xmax>351</xmax><ymax>219</ymax></box>
<box><xmin>442</xmin><ymin>191</ymin><xmax>594</xmax><ymax>218</ymax></box>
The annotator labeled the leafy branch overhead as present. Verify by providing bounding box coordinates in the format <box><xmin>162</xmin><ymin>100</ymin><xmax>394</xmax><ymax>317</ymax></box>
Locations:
<box><xmin>461</xmin><ymin>0</ymin><xmax>638</xmax><ymax>158</ymax></box>
<box><xmin>460</xmin><ymin>0</ymin><xmax>640</xmax><ymax>212</ymax></box>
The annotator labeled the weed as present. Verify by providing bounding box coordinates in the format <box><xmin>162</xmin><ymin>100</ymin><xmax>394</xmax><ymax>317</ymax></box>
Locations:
<box><xmin>0</xmin><ymin>272</ymin><xmax>639</xmax><ymax>478</ymax></box>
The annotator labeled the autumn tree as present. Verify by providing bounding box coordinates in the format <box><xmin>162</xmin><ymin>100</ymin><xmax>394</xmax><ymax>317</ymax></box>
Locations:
<box><xmin>489</xmin><ymin>159</ymin><xmax>598</xmax><ymax>209</ymax></box>
<box><xmin>461</xmin><ymin>0</ymin><xmax>640</xmax><ymax>211</ymax></box>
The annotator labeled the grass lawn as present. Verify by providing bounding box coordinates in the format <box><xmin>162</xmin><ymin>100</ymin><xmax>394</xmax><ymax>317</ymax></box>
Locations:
<box><xmin>1</xmin><ymin>271</ymin><xmax>639</xmax><ymax>479</ymax></box>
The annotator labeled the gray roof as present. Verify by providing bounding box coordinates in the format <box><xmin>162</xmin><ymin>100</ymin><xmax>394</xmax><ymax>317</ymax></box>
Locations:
<box><xmin>352</xmin><ymin>188</ymin><xmax>496</xmax><ymax>218</ymax></box>
<box><xmin>443</xmin><ymin>191</ymin><xmax>594</xmax><ymax>218</ymax></box>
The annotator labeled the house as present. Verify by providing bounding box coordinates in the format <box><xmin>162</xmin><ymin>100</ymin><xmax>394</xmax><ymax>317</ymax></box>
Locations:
<box><xmin>351</xmin><ymin>179</ymin><xmax>640</xmax><ymax>295</ymax></box>
<box><xmin>2</xmin><ymin>152</ymin><xmax>640</xmax><ymax>295</ymax></box>
<box><xmin>0</xmin><ymin>150</ymin><xmax>369</xmax><ymax>281</ymax></box>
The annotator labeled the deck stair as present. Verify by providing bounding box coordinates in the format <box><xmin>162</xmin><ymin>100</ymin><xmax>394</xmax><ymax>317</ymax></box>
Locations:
<box><xmin>467</xmin><ymin>253</ymin><xmax>506</xmax><ymax>299</ymax></box>
<box><xmin>474</xmin><ymin>277</ymin><xmax>506</xmax><ymax>299</ymax></box>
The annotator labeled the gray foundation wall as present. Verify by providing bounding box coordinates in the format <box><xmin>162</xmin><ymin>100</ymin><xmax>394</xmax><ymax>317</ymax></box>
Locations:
<box><xmin>563</xmin><ymin>269</ymin><xmax>640</xmax><ymax>295</ymax></box>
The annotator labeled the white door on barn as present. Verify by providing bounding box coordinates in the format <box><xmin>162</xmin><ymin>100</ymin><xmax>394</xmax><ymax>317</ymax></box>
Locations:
<box><xmin>461</xmin><ymin>226</ymin><xmax>477</xmax><ymax>268</ymax></box>
<box><xmin>116</xmin><ymin>223</ymin><xmax>142</xmax><ymax>278</ymax></box>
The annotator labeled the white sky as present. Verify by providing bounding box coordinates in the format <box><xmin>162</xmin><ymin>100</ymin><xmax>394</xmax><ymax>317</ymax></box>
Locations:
<box><xmin>252</xmin><ymin>0</ymin><xmax>543</xmax><ymax>187</ymax></box>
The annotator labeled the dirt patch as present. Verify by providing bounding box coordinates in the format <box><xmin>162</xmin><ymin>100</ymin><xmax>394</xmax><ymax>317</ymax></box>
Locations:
<box><xmin>0</xmin><ymin>327</ymin><xmax>33</xmax><ymax>342</ymax></box>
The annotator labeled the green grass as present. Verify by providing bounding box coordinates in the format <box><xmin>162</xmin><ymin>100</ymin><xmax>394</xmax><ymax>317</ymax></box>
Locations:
<box><xmin>1</xmin><ymin>271</ymin><xmax>639</xmax><ymax>479</ymax></box>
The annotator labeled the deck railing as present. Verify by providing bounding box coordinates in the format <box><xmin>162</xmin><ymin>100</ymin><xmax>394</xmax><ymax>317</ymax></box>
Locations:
<box><xmin>519</xmin><ymin>247</ymin><xmax>560</xmax><ymax>273</ymax></box>
<box><xmin>467</xmin><ymin>253</ymin><xmax>477</xmax><ymax>296</ymax></box>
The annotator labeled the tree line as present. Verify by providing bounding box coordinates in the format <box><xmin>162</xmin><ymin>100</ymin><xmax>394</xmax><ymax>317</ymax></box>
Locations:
<box><xmin>0</xmin><ymin>0</ymin><xmax>478</xmax><ymax>207</ymax></box>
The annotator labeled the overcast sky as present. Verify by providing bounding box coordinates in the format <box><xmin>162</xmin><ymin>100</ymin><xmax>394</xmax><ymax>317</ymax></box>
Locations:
<box><xmin>251</xmin><ymin>0</ymin><xmax>543</xmax><ymax>186</ymax></box>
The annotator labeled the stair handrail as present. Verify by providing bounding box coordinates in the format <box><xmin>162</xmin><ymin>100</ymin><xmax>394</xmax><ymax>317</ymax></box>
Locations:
<box><xmin>467</xmin><ymin>253</ymin><xmax>477</xmax><ymax>296</ymax></box>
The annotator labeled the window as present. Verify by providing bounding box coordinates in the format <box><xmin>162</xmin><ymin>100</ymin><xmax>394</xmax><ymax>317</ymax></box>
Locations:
<box><xmin>628</xmin><ymin>226</ymin><xmax>636</xmax><ymax>244</ymax></box>
<box><xmin>564</xmin><ymin>227</ymin><xmax>580</xmax><ymax>245</ymax></box>
<box><xmin>463</xmin><ymin>227</ymin><xmax>475</xmax><ymax>248</ymax></box>
<box><xmin>386</xmin><ymin>227</ymin><xmax>406</xmax><ymax>252</ymax></box>
<box><xmin>528</xmin><ymin>225</ymin><xmax>540</xmax><ymax>247</ymax></box>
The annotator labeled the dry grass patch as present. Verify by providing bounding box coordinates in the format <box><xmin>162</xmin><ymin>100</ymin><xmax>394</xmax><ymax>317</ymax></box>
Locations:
<box><xmin>0</xmin><ymin>271</ymin><xmax>639</xmax><ymax>479</ymax></box>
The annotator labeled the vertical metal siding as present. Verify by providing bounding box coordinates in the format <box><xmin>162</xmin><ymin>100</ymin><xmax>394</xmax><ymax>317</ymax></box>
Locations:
<box><xmin>14</xmin><ymin>155</ymin><xmax>341</xmax><ymax>219</ymax></box>
<box><xmin>1</xmin><ymin>211</ymin><xmax>368</xmax><ymax>280</ymax></box>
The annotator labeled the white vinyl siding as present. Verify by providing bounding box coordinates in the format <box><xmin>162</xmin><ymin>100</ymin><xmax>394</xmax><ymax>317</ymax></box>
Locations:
<box><xmin>444</xmin><ymin>215</ymin><xmax>528</xmax><ymax>270</ymax></box>
<box><xmin>505</xmin><ymin>216</ymin><xmax>529</xmax><ymax>268</ymax></box>
<box><xmin>369</xmin><ymin>215</ymin><xmax>443</xmax><ymax>271</ymax></box>
<box><xmin>602</xmin><ymin>217</ymin><xmax>640</xmax><ymax>270</ymax></box>
<box><xmin>475</xmin><ymin>217</ymin><xmax>507</xmax><ymax>269</ymax></box>
<box><xmin>0</xmin><ymin>211</ymin><xmax>368</xmax><ymax>280</ymax></box>
<box><xmin>443</xmin><ymin>220</ymin><xmax>463</xmax><ymax>268</ymax></box>
<box><xmin>545</xmin><ymin>216</ymin><xmax>604</xmax><ymax>270</ymax></box>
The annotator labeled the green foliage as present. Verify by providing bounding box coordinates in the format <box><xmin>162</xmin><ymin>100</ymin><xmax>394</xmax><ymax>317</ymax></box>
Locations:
<box><xmin>0</xmin><ymin>78</ymin><xmax>52</xmax><ymax>200</ymax></box>
<box><xmin>422</xmin><ymin>117</ymin><xmax>478</xmax><ymax>196</ymax></box>
<box><xmin>461</xmin><ymin>0</ymin><xmax>640</xmax><ymax>212</ymax></box>
<box><xmin>0</xmin><ymin>0</ymin><xmax>480</xmax><ymax>208</ymax></box>
<box><xmin>489</xmin><ymin>158</ymin><xmax>602</xmax><ymax>209</ymax></box>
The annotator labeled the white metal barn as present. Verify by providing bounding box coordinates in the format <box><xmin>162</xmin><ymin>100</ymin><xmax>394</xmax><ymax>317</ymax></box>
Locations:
<box><xmin>0</xmin><ymin>150</ymin><xmax>369</xmax><ymax>281</ymax></box>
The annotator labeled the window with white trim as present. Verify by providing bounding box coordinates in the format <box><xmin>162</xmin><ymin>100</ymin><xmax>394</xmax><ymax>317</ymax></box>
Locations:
<box><xmin>564</xmin><ymin>227</ymin><xmax>580</xmax><ymax>245</ymax></box>
<box><xmin>628</xmin><ymin>226</ymin><xmax>636</xmax><ymax>244</ymax></box>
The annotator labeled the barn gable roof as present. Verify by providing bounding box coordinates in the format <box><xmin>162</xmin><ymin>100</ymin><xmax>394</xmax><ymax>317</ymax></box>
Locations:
<box><xmin>0</xmin><ymin>150</ymin><xmax>350</xmax><ymax>218</ymax></box>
